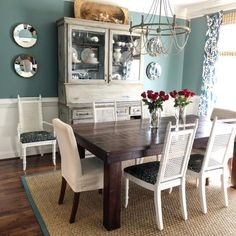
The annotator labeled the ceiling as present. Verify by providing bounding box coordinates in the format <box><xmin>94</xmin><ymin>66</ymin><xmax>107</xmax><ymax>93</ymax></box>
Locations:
<box><xmin>173</xmin><ymin>0</ymin><xmax>236</xmax><ymax>18</ymax></box>
<box><xmin>68</xmin><ymin>0</ymin><xmax>236</xmax><ymax>18</ymax></box>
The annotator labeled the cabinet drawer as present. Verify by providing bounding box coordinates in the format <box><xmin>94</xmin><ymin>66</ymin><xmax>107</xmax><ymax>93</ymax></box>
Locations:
<box><xmin>117</xmin><ymin>116</ymin><xmax>130</xmax><ymax>121</ymax></box>
<box><xmin>73</xmin><ymin>119</ymin><xmax>94</xmax><ymax>124</ymax></box>
<box><xmin>72</xmin><ymin>109</ymin><xmax>93</xmax><ymax>120</ymax></box>
<box><xmin>130</xmin><ymin>106</ymin><xmax>142</xmax><ymax>115</ymax></box>
<box><xmin>116</xmin><ymin>107</ymin><xmax>129</xmax><ymax>116</ymax></box>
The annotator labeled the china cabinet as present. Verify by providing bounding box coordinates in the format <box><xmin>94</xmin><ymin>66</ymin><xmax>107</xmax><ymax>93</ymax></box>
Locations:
<box><xmin>57</xmin><ymin>17</ymin><xmax>144</xmax><ymax>124</ymax></box>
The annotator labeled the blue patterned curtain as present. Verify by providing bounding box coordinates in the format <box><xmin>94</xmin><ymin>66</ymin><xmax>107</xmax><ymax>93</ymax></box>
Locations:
<box><xmin>198</xmin><ymin>11</ymin><xmax>223</xmax><ymax>117</ymax></box>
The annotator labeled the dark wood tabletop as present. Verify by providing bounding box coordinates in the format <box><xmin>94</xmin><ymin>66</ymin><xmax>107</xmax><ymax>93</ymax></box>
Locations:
<box><xmin>73</xmin><ymin>115</ymin><xmax>236</xmax><ymax>231</ymax></box>
<box><xmin>73</xmin><ymin>116</ymin><xmax>211</xmax><ymax>162</ymax></box>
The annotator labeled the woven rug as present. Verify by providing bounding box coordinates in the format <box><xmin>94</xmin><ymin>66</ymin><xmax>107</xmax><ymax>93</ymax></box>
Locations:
<box><xmin>22</xmin><ymin>164</ymin><xmax>236</xmax><ymax>236</ymax></box>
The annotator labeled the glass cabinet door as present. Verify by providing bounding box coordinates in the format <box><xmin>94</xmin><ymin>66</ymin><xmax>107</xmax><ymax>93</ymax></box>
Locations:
<box><xmin>109</xmin><ymin>30</ymin><xmax>142</xmax><ymax>83</ymax></box>
<box><xmin>68</xmin><ymin>26</ymin><xmax>108</xmax><ymax>83</ymax></box>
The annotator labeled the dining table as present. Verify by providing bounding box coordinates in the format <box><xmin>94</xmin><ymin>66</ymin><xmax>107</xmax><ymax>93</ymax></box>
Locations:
<box><xmin>72</xmin><ymin>115</ymin><xmax>236</xmax><ymax>231</ymax></box>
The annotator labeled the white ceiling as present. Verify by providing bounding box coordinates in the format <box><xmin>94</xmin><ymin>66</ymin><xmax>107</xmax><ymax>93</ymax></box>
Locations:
<box><xmin>173</xmin><ymin>0</ymin><xmax>236</xmax><ymax>18</ymax></box>
<box><xmin>68</xmin><ymin>0</ymin><xmax>236</xmax><ymax>18</ymax></box>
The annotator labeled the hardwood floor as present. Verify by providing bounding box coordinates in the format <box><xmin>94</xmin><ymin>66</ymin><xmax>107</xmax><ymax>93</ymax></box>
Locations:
<box><xmin>0</xmin><ymin>154</ymin><xmax>61</xmax><ymax>236</ymax></box>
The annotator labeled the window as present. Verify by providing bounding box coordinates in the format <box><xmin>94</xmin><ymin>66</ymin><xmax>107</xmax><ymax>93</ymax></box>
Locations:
<box><xmin>215</xmin><ymin>13</ymin><xmax>236</xmax><ymax>110</ymax></box>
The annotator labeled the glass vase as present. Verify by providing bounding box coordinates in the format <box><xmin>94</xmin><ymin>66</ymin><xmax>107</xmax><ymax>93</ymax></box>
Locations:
<box><xmin>175</xmin><ymin>106</ymin><xmax>186</xmax><ymax>129</ymax></box>
<box><xmin>150</xmin><ymin>108</ymin><xmax>161</xmax><ymax>128</ymax></box>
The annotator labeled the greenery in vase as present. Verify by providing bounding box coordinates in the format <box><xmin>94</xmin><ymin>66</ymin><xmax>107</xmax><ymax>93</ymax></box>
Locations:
<box><xmin>169</xmin><ymin>88</ymin><xmax>196</xmax><ymax>107</ymax></box>
<box><xmin>141</xmin><ymin>90</ymin><xmax>169</xmax><ymax>113</ymax></box>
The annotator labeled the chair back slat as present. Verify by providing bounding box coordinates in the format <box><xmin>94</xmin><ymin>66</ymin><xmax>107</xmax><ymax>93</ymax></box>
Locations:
<box><xmin>93</xmin><ymin>101</ymin><xmax>117</xmax><ymax>123</ymax></box>
<box><xmin>53</xmin><ymin>119</ymin><xmax>82</xmax><ymax>181</ymax></box>
<box><xmin>18</xmin><ymin>95</ymin><xmax>43</xmax><ymax>132</ymax></box>
<box><xmin>202</xmin><ymin>117</ymin><xmax>236</xmax><ymax>171</ymax></box>
<box><xmin>157</xmin><ymin>120</ymin><xmax>198</xmax><ymax>184</ymax></box>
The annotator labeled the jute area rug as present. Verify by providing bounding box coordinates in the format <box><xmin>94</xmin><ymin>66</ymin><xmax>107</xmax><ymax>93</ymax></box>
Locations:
<box><xmin>22</xmin><ymin>162</ymin><xmax>236</xmax><ymax>236</ymax></box>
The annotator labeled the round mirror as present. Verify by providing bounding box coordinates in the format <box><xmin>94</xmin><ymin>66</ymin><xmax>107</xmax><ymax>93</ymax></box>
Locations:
<box><xmin>14</xmin><ymin>54</ymin><xmax>38</xmax><ymax>78</ymax></box>
<box><xmin>146</xmin><ymin>62</ymin><xmax>162</xmax><ymax>80</ymax></box>
<box><xmin>13</xmin><ymin>23</ymin><xmax>37</xmax><ymax>48</ymax></box>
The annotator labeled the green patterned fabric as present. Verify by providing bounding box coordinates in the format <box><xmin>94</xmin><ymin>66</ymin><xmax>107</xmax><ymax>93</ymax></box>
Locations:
<box><xmin>188</xmin><ymin>154</ymin><xmax>204</xmax><ymax>173</ymax></box>
<box><xmin>20</xmin><ymin>131</ymin><xmax>55</xmax><ymax>143</ymax></box>
<box><xmin>124</xmin><ymin>161</ymin><xmax>160</xmax><ymax>185</ymax></box>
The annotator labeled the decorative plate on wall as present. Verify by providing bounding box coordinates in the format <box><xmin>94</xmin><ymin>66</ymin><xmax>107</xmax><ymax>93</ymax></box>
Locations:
<box><xmin>14</xmin><ymin>54</ymin><xmax>38</xmax><ymax>78</ymax></box>
<box><xmin>13</xmin><ymin>23</ymin><xmax>37</xmax><ymax>48</ymax></box>
<box><xmin>146</xmin><ymin>62</ymin><xmax>162</xmax><ymax>80</ymax></box>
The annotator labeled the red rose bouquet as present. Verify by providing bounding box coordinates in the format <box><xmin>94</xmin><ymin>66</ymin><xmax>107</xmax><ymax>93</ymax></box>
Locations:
<box><xmin>141</xmin><ymin>90</ymin><xmax>169</xmax><ymax>113</ymax></box>
<box><xmin>169</xmin><ymin>88</ymin><xmax>196</xmax><ymax>107</ymax></box>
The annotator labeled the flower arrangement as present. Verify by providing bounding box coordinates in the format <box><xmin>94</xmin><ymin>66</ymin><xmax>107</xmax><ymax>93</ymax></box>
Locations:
<box><xmin>141</xmin><ymin>90</ymin><xmax>169</xmax><ymax>113</ymax></box>
<box><xmin>169</xmin><ymin>88</ymin><xmax>196</xmax><ymax>107</ymax></box>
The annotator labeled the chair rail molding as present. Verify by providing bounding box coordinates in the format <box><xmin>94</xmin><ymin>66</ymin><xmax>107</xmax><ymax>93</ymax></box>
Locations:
<box><xmin>0</xmin><ymin>97</ymin><xmax>58</xmax><ymax>160</ymax></box>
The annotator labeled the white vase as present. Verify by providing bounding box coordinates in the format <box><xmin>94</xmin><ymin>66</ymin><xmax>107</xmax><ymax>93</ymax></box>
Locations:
<box><xmin>113</xmin><ymin>48</ymin><xmax>122</xmax><ymax>64</ymax></box>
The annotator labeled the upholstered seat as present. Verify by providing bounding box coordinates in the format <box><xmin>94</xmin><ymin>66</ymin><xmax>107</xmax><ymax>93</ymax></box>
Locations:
<box><xmin>187</xmin><ymin>154</ymin><xmax>204</xmax><ymax>173</ymax></box>
<box><xmin>124</xmin><ymin>161</ymin><xmax>160</xmax><ymax>185</ymax></box>
<box><xmin>20</xmin><ymin>131</ymin><xmax>55</xmax><ymax>143</ymax></box>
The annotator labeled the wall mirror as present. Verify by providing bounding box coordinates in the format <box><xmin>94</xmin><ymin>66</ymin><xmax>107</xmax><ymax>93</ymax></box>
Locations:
<box><xmin>146</xmin><ymin>62</ymin><xmax>162</xmax><ymax>80</ymax></box>
<box><xmin>14</xmin><ymin>54</ymin><xmax>38</xmax><ymax>78</ymax></box>
<box><xmin>13</xmin><ymin>23</ymin><xmax>37</xmax><ymax>48</ymax></box>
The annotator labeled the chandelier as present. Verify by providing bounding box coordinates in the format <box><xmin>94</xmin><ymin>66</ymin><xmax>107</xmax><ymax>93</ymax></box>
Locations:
<box><xmin>129</xmin><ymin>0</ymin><xmax>191</xmax><ymax>56</ymax></box>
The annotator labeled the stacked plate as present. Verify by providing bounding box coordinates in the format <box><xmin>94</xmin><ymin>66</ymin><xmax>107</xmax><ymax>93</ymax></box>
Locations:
<box><xmin>81</xmin><ymin>48</ymin><xmax>99</xmax><ymax>64</ymax></box>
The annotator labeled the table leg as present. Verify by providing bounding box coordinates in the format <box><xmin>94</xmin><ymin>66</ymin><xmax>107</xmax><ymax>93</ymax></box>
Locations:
<box><xmin>231</xmin><ymin>142</ymin><xmax>236</xmax><ymax>188</ymax></box>
<box><xmin>103</xmin><ymin>161</ymin><xmax>121</xmax><ymax>231</ymax></box>
<box><xmin>77</xmin><ymin>144</ymin><xmax>85</xmax><ymax>159</ymax></box>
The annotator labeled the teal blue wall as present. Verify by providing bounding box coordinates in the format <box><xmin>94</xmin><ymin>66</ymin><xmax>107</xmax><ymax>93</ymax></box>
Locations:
<box><xmin>0</xmin><ymin>1</ymin><xmax>205</xmax><ymax>98</ymax></box>
<box><xmin>0</xmin><ymin>0</ymin><xmax>73</xmax><ymax>98</ymax></box>
<box><xmin>182</xmin><ymin>16</ymin><xmax>207</xmax><ymax>94</ymax></box>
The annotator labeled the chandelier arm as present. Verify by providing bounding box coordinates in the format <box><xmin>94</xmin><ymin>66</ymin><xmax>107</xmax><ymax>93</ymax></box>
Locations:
<box><xmin>146</xmin><ymin>0</ymin><xmax>156</xmax><ymax>19</ymax></box>
<box><xmin>163</xmin><ymin>0</ymin><xmax>172</xmax><ymax>26</ymax></box>
<box><xmin>158</xmin><ymin>0</ymin><xmax>162</xmax><ymax>27</ymax></box>
<box><xmin>166</xmin><ymin>0</ymin><xmax>174</xmax><ymax>16</ymax></box>
<box><xmin>147</xmin><ymin>0</ymin><xmax>159</xmax><ymax>26</ymax></box>
<box><xmin>145</xmin><ymin>0</ymin><xmax>157</xmax><ymax>23</ymax></box>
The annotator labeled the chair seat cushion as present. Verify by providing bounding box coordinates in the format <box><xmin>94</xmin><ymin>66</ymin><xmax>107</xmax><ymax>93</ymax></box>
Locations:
<box><xmin>188</xmin><ymin>154</ymin><xmax>204</xmax><ymax>173</ymax></box>
<box><xmin>124</xmin><ymin>161</ymin><xmax>160</xmax><ymax>185</ymax></box>
<box><xmin>20</xmin><ymin>131</ymin><xmax>55</xmax><ymax>143</ymax></box>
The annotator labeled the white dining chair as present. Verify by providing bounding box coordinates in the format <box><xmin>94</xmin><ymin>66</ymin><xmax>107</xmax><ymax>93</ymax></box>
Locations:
<box><xmin>187</xmin><ymin>117</ymin><xmax>236</xmax><ymax>214</ymax></box>
<box><xmin>93</xmin><ymin>101</ymin><xmax>117</xmax><ymax>122</ymax></box>
<box><xmin>53</xmin><ymin>118</ymin><xmax>104</xmax><ymax>223</ymax></box>
<box><xmin>124</xmin><ymin>119</ymin><xmax>198</xmax><ymax>230</ymax></box>
<box><xmin>17</xmin><ymin>95</ymin><xmax>56</xmax><ymax>171</ymax></box>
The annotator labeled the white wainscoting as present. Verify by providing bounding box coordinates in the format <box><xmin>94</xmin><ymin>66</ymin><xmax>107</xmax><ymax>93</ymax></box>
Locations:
<box><xmin>0</xmin><ymin>97</ymin><xmax>58</xmax><ymax>160</ymax></box>
<box><xmin>0</xmin><ymin>96</ymin><xmax>200</xmax><ymax>160</ymax></box>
